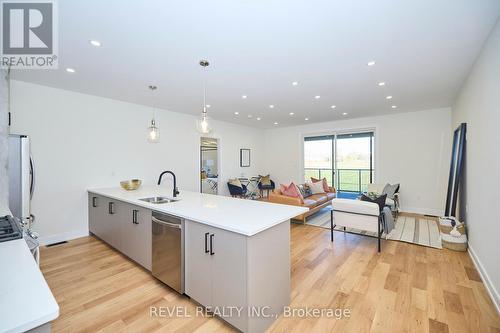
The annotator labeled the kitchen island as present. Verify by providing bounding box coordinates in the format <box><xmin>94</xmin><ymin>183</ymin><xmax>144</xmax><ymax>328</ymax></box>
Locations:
<box><xmin>87</xmin><ymin>185</ymin><xmax>307</xmax><ymax>333</ymax></box>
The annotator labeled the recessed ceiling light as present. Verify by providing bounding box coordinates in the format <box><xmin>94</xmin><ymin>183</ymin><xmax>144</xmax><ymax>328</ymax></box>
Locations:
<box><xmin>367</xmin><ymin>61</ymin><xmax>376</xmax><ymax>66</ymax></box>
<box><xmin>305</xmin><ymin>117</ymin><xmax>309</xmax><ymax>121</ymax></box>
<box><xmin>66</xmin><ymin>68</ymin><xmax>75</xmax><ymax>73</ymax></box>
<box><xmin>242</xmin><ymin>95</ymin><xmax>247</xmax><ymax>99</ymax></box>
<box><xmin>89</xmin><ymin>40</ymin><xmax>101</xmax><ymax>47</ymax></box>
<box><xmin>269</xmin><ymin>105</ymin><xmax>274</xmax><ymax>109</ymax></box>
<box><xmin>274</xmin><ymin>122</ymin><xmax>278</xmax><ymax>125</ymax></box>
<box><xmin>256</xmin><ymin>117</ymin><xmax>261</xmax><ymax>121</ymax></box>
<box><xmin>234</xmin><ymin>112</ymin><xmax>239</xmax><ymax>115</ymax></box>
<box><xmin>386</xmin><ymin>96</ymin><xmax>393</xmax><ymax>100</ymax></box>
<box><xmin>378</xmin><ymin>82</ymin><xmax>386</xmax><ymax>86</ymax></box>
<box><xmin>206</xmin><ymin>104</ymin><xmax>211</xmax><ymax>108</ymax></box>
<box><xmin>330</xmin><ymin>105</ymin><xmax>336</xmax><ymax>109</ymax></box>
<box><xmin>342</xmin><ymin>112</ymin><xmax>348</xmax><ymax>116</ymax></box>
<box><xmin>314</xmin><ymin>95</ymin><xmax>321</xmax><ymax>99</ymax></box>
<box><xmin>391</xmin><ymin>105</ymin><xmax>397</xmax><ymax>109</ymax></box>
<box><xmin>248</xmin><ymin>115</ymin><xmax>253</xmax><ymax>118</ymax></box>
<box><xmin>292</xmin><ymin>81</ymin><xmax>298</xmax><ymax>86</ymax></box>
<box><xmin>289</xmin><ymin>112</ymin><xmax>294</xmax><ymax>116</ymax></box>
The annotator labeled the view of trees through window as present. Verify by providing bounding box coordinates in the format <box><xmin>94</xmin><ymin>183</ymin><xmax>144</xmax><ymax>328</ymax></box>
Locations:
<box><xmin>304</xmin><ymin>132</ymin><xmax>374</xmax><ymax>192</ymax></box>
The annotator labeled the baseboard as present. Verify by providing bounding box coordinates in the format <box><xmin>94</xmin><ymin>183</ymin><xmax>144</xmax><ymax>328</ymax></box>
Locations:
<box><xmin>400</xmin><ymin>206</ymin><xmax>443</xmax><ymax>217</ymax></box>
<box><xmin>468</xmin><ymin>243</ymin><xmax>500</xmax><ymax>314</ymax></box>
<box><xmin>38</xmin><ymin>228</ymin><xmax>89</xmax><ymax>246</ymax></box>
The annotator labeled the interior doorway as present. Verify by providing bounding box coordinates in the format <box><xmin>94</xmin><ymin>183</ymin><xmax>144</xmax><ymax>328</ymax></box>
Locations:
<box><xmin>200</xmin><ymin>137</ymin><xmax>219</xmax><ymax>195</ymax></box>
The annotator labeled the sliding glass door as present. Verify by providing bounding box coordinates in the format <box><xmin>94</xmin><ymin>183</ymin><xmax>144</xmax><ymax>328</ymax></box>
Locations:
<box><xmin>304</xmin><ymin>131</ymin><xmax>374</xmax><ymax>194</ymax></box>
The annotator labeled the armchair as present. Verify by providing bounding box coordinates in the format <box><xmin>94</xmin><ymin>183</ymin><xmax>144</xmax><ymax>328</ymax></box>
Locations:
<box><xmin>227</xmin><ymin>182</ymin><xmax>248</xmax><ymax>198</ymax></box>
<box><xmin>331</xmin><ymin>198</ymin><xmax>384</xmax><ymax>252</ymax></box>
<box><xmin>258</xmin><ymin>179</ymin><xmax>276</xmax><ymax>198</ymax></box>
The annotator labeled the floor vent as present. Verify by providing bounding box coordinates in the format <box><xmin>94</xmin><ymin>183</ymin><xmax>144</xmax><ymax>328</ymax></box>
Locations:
<box><xmin>46</xmin><ymin>241</ymin><xmax>68</xmax><ymax>247</ymax></box>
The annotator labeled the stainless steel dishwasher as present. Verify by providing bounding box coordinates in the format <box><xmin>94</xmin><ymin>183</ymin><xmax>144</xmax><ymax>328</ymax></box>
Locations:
<box><xmin>152</xmin><ymin>211</ymin><xmax>184</xmax><ymax>293</ymax></box>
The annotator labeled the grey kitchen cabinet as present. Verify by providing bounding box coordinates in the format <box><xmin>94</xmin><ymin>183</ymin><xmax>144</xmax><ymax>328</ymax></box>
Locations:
<box><xmin>88</xmin><ymin>193</ymin><xmax>152</xmax><ymax>271</ymax></box>
<box><xmin>119</xmin><ymin>203</ymin><xmax>152</xmax><ymax>270</ymax></box>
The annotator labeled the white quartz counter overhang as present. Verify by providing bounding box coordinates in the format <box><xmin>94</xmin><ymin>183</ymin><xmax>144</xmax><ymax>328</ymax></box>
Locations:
<box><xmin>88</xmin><ymin>186</ymin><xmax>309</xmax><ymax>236</ymax></box>
<box><xmin>0</xmin><ymin>205</ymin><xmax>59</xmax><ymax>333</ymax></box>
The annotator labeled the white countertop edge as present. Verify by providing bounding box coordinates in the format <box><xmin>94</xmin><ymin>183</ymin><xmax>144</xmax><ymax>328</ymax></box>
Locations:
<box><xmin>10</xmin><ymin>311</ymin><xmax>60</xmax><ymax>333</ymax></box>
<box><xmin>87</xmin><ymin>188</ymin><xmax>309</xmax><ymax>237</ymax></box>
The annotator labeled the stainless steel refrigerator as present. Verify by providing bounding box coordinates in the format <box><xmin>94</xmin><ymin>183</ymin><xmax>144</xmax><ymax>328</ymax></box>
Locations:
<box><xmin>8</xmin><ymin>134</ymin><xmax>35</xmax><ymax>228</ymax></box>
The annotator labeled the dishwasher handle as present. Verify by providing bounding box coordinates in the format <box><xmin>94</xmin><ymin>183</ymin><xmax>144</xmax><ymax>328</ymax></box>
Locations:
<box><xmin>152</xmin><ymin>216</ymin><xmax>182</xmax><ymax>229</ymax></box>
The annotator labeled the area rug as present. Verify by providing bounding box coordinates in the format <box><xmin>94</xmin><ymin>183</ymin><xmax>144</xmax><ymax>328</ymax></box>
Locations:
<box><xmin>304</xmin><ymin>206</ymin><xmax>442</xmax><ymax>249</ymax></box>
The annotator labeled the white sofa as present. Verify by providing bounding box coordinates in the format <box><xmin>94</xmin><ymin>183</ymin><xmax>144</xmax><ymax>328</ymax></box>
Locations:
<box><xmin>331</xmin><ymin>198</ymin><xmax>384</xmax><ymax>252</ymax></box>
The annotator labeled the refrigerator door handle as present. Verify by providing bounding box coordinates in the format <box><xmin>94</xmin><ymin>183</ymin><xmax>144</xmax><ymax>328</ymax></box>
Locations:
<box><xmin>29</xmin><ymin>155</ymin><xmax>35</xmax><ymax>199</ymax></box>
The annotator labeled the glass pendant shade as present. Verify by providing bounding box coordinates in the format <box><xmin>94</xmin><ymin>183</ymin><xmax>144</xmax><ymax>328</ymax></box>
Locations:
<box><xmin>147</xmin><ymin>119</ymin><xmax>160</xmax><ymax>143</ymax></box>
<box><xmin>196</xmin><ymin>113</ymin><xmax>212</xmax><ymax>134</ymax></box>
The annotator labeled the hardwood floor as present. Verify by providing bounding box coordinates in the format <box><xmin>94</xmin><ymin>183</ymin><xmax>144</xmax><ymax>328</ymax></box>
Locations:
<box><xmin>40</xmin><ymin>223</ymin><xmax>500</xmax><ymax>333</ymax></box>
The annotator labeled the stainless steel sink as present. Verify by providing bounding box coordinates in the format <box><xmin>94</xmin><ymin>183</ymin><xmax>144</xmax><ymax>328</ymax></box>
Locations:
<box><xmin>139</xmin><ymin>196</ymin><xmax>180</xmax><ymax>204</ymax></box>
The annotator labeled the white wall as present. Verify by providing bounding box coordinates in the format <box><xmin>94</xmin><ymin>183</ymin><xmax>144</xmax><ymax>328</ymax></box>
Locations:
<box><xmin>264</xmin><ymin>108</ymin><xmax>452</xmax><ymax>215</ymax></box>
<box><xmin>452</xmin><ymin>18</ymin><xmax>500</xmax><ymax>311</ymax></box>
<box><xmin>10</xmin><ymin>80</ymin><xmax>265</xmax><ymax>244</ymax></box>
<box><xmin>0</xmin><ymin>70</ymin><xmax>8</xmax><ymax>211</ymax></box>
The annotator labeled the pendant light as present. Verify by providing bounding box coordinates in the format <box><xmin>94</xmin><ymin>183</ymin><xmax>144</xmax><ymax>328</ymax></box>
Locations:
<box><xmin>147</xmin><ymin>85</ymin><xmax>160</xmax><ymax>143</ymax></box>
<box><xmin>196</xmin><ymin>60</ymin><xmax>212</xmax><ymax>134</ymax></box>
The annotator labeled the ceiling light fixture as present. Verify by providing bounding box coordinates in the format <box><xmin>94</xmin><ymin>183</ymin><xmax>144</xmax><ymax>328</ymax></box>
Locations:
<box><xmin>196</xmin><ymin>60</ymin><xmax>212</xmax><ymax>134</ymax></box>
<box><xmin>289</xmin><ymin>112</ymin><xmax>294</xmax><ymax>116</ymax></box>
<box><xmin>314</xmin><ymin>95</ymin><xmax>321</xmax><ymax>99</ymax></box>
<box><xmin>378</xmin><ymin>82</ymin><xmax>385</xmax><ymax>86</ymax></box>
<box><xmin>147</xmin><ymin>85</ymin><xmax>160</xmax><ymax>143</ymax></box>
<box><xmin>305</xmin><ymin>118</ymin><xmax>309</xmax><ymax>121</ymax></box>
<box><xmin>391</xmin><ymin>105</ymin><xmax>397</xmax><ymax>109</ymax></box>
<box><xmin>89</xmin><ymin>40</ymin><xmax>101</xmax><ymax>47</ymax></box>
<box><xmin>274</xmin><ymin>122</ymin><xmax>278</xmax><ymax>125</ymax></box>
<box><xmin>292</xmin><ymin>81</ymin><xmax>298</xmax><ymax>86</ymax></box>
<box><xmin>330</xmin><ymin>105</ymin><xmax>336</xmax><ymax>109</ymax></box>
<box><xmin>386</xmin><ymin>95</ymin><xmax>393</xmax><ymax>100</ymax></box>
<box><xmin>206</xmin><ymin>104</ymin><xmax>211</xmax><ymax>108</ymax></box>
<box><xmin>269</xmin><ymin>104</ymin><xmax>274</xmax><ymax>109</ymax></box>
<box><xmin>234</xmin><ymin>112</ymin><xmax>239</xmax><ymax>115</ymax></box>
<box><xmin>367</xmin><ymin>61</ymin><xmax>376</xmax><ymax>66</ymax></box>
<box><xmin>66</xmin><ymin>68</ymin><xmax>75</xmax><ymax>73</ymax></box>
<box><xmin>256</xmin><ymin>117</ymin><xmax>261</xmax><ymax>121</ymax></box>
<box><xmin>242</xmin><ymin>95</ymin><xmax>247</xmax><ymax>99</ymax></box>
<box><xmin>342</xmin><ymin>112</ymin><xmax>348</xmax><ymax>116</ymax></box>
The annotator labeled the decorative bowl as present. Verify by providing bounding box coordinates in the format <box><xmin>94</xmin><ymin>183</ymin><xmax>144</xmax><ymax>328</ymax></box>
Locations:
<box><xmin>120</xmin><ymin>179</ymin><xmax>142</xmax><ymax>191</ymax></box>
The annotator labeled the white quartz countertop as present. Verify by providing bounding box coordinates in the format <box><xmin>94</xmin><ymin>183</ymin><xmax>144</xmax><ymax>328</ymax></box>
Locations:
<box><xmin>0</xmin><ymin>238</ymin><xmax>59</xmax><ymax>333</ymax></box>
<box><xmin>88</xmin><ymin>186</ymin><xmax>308</xmax><ymax>236</ymax></box>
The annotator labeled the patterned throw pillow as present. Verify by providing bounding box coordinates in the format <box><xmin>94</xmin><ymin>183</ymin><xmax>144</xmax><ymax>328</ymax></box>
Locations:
<box><xmin>311</xmin><ymin>177</ymin><xmax>330</xmax><ymax>192</ymax></box>
<box><xmin>308</xmin><ymin>181</ymin><xmax>325</xmax><ymax>194</ymax></box>
<box><xmin>297</xmin><ymin>184</ymin><xmax>312</xmax><ymax>198</ymax></box>
<box><xmin>228</xmin><ymin>178</ymin><xmax>243</xmax><ymax>188</ymax></box>
<box><xmin>259</xmin><ymin>174</ymin><xmax>272</xmax><ymax>186</ymax></box>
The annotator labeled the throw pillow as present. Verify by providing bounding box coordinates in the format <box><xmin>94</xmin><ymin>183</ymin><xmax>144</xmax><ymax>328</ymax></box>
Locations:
<box><xmin>360</xmin><ymin>193</ymin><xmax>387</xmax><ymax>212</ymax></box>
<box><xmin>259</xmin><ymin>174</ymin><xmax>272</xmax><ymax>186</ymax></box>
<box><xmin>382</xmin><ymin>183</ymin><xmax>399</xmax><ymax>199</ymax></box>
<box><xmin>297</xmin><ymin>184</ymin><xmax>312</xmax><ymax>198</ymax></box>
<box><xmin>228</xmin><ymin>178</ymin><xmax>242</xmax><ymax>188</ymax></box>
<box><xmin>281</xmin><ymin>182</ymin><xmax>304</xmax><ymax>201</ymax></box>
<box><xmin>308</xmin><ymin>181</ymin><xmax>325</xmax><ymax>194</ymax></box>
<box><xmin>311</xmin><ymin>177</ymin><xmax>330</xmax><ymax>192</ymax></box>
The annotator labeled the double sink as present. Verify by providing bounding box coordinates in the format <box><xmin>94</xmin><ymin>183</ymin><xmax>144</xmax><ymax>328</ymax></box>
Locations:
<box><xmin>139</xmin><ymin>196</ymin><xmax>180</xmax><ymax>204</ymax></box>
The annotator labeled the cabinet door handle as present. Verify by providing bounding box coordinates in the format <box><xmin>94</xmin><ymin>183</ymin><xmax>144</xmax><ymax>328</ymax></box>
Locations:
<box><xmin>92</xmin><ymin>196</ymin><xmax>98</xmax><ymax>208</ymax></box>
<box><xmin>204</xmin><ymin>232</ymin><xmax>209</xmax><ymax>253</ymax></box>
<box><xmin>132</xmin><ymin>210</ymin><xmax>139</xmax><ymax>224</ymax></box>
<box><xmin>108</xmin><ymin>202</ymin><xmax>115</xmax><ymax>215</ymax></box>
<box><xmin>210</xmin><ymin>234</ymin><xmax>215</xmax><ymax>255</ymax></box>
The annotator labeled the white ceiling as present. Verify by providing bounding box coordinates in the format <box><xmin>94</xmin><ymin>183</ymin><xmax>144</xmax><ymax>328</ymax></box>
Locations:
<box><xmin>12</xmin><ymin>0</ymin><xmax>500</xmax><ymax>128</ymax></box>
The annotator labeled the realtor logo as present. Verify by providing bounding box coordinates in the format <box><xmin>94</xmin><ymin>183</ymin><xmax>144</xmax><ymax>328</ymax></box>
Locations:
<box><xmin>1</xmin><ymin>0</ymin><xmax>58</xmax><ymax>68</ymax></box>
